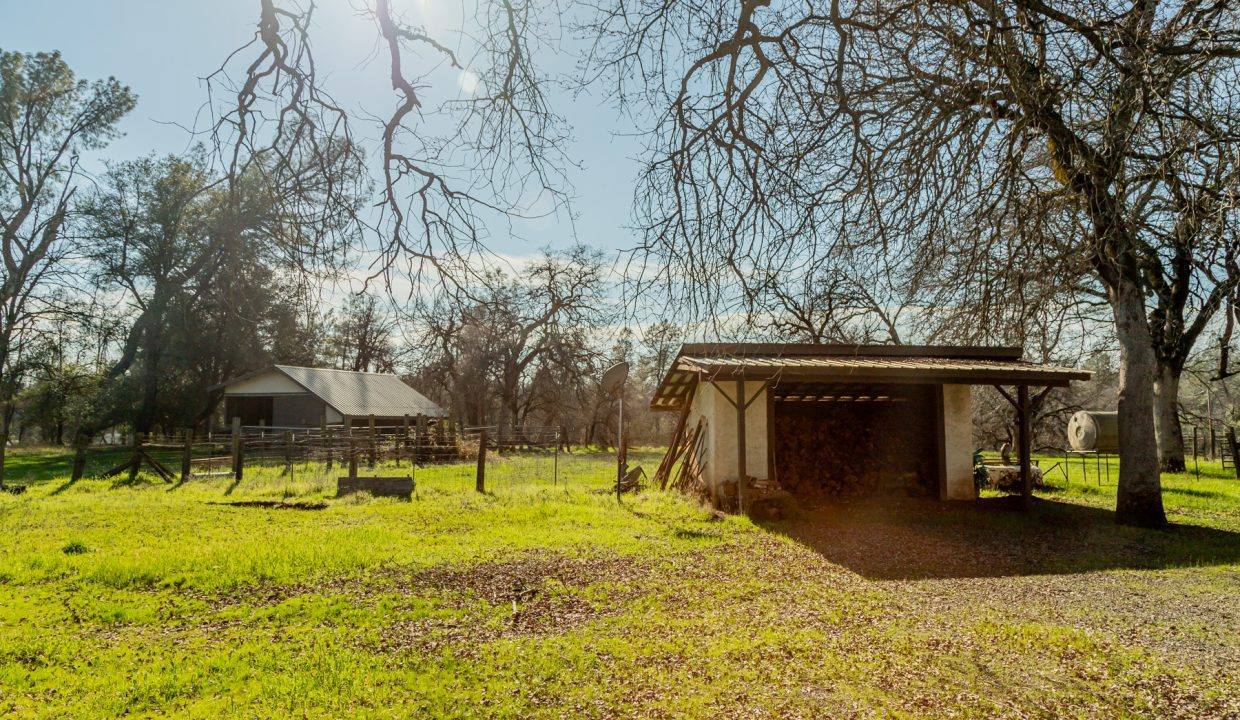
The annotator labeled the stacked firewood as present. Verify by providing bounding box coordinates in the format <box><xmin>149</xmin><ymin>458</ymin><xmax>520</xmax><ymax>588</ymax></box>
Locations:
<box><xmin>771</xmin><ymin>401</ymin><xmax>936</xmax><ymax>498</ymax></box>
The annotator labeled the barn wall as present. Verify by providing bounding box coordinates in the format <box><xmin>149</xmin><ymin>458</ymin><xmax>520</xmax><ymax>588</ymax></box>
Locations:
<box><xmin>941</xmin><ymin>384</ymin><xmax>976</xmax><ymax>500</ymax></box>
<box><xmin>224</xmin><ymin>370</ymin><xmax>304</xmax><ymax>395</ymax></box>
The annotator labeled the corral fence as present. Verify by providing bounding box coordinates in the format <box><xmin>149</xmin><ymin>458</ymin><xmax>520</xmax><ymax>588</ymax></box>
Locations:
<box><xmin>96</xmin><ymin>420</ymin><xmax>635</xmax><ymax>494</ymax></box>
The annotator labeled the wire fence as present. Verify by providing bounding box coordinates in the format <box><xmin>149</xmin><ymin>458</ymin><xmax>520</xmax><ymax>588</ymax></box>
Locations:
<box><xmin>90</xmin><ymin>424</ymin><xmax>650</xmax><ymax>496</ymax></box>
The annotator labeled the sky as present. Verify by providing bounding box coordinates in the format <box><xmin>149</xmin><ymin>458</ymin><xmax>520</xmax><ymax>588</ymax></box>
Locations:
<box><xmin>0</xmin><ymin>0</ymin><xmax>646</xmax><ymax>266</ymax></box>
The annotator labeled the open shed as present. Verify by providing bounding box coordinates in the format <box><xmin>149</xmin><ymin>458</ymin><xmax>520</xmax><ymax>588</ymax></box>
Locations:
<box><xmin>214</xmin><ymin>365</ymin><xmax>445</xmax><ymax>429</ymax></box>
<box><xmin>651</xmin><ymin>344</ymin><xmax>1091</xmax><ymax>510</ymax></box>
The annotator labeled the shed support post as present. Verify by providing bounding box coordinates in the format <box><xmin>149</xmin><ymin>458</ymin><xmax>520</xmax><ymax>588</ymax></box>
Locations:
<box><xmin>1018</xmin><ymin>384</ymin><xmax>1032</xmax><ymax>510</ymax></box>
<box><xmin>736</xmin><ymin>378</ymin><xmax>747</xmax><ymax>513</ymax></box>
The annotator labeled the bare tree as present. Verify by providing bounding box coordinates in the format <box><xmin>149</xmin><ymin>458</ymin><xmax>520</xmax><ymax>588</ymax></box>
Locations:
<box><xmin>757</xmin><ymin>252</ymin><xmax>913</xmax><ymax>344</ymax></box>
<box><xmin>207</xmin><ymin>0</ymin><xmax>573</xmax><ymax>294</ymax></box>
<box><xmin>327</xmin><ymin>293</ymin><xmax>399</xmax><ymax>373</ymax></box>
<box><xmin>587</xmin><ymin>0</ymin><xmax>1240</xmax><ymax>526</ymax></box>
<box><xmin>411</xmin><ymin>245</ymin><xmax>609</xmax><ymax>431</ymax></box>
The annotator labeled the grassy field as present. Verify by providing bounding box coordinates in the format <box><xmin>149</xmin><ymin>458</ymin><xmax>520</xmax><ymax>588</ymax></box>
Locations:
<box><xmin>1</xmin><ymin>447</ymin><xmax>1238</xmax><ymax>718</ymax></box>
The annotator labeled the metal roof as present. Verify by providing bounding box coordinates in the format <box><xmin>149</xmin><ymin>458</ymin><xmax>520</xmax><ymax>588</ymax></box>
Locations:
<box><xmin>221</xmin><ymin>365</ymin><xmax>446</xmax><ymax>418</ymax></box>
<box><xmin>651</xmin><ymin>343</ymin><xmax>1091</xmax><ymax>411</ymax></box>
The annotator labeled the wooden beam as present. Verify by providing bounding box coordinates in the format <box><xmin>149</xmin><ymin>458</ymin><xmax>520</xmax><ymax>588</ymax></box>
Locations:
<box><xmin>934</xmin><ymin>385</ymin><xmax>947</xmax><ymax>500</ymax></box>
<box><xmin>736</xmin><ymin>378</ymin><xmax>747</xmax><ymax>514</ymax></box>
<box><xmin>1018</xmin><ymin>384</ymin><xmax>1032</xmax><ymax>510</ymax></box>
<box><xmin>766</xmin><ymin>383</ymin><xmax>775</xmax><ymax>488</ymax></box>
<box><xmin>994</xmin><ymin>384</ymin><xmax>1017</xmax><ymax>408</ymax></box>
<box><xmin>692</xmin><ymin>366</ymin><xmax>1082</xmax><ymax>386</ymax></box>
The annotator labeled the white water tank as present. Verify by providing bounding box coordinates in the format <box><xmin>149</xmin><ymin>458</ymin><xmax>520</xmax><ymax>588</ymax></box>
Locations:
<box><xmin>1067</xmin><ymin>410</ymin><xmax>1119</xmax><ymax>453</ymax></box>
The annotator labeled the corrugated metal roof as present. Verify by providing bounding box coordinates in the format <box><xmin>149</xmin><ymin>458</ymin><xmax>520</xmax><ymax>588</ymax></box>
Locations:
<box><xmin>650</xmin><ymin>344</ymin><xmax>1091</xmax><ymax>411</ymax></box>
<box><xmin>273</xmin><ymin>366</ymin><xmax>446</xmax><ymax>418</ymax></box>
<box><xmin>678</xmin><ymin>355</ymin><xmax>1086</xmax><ymax>375</ymax></box>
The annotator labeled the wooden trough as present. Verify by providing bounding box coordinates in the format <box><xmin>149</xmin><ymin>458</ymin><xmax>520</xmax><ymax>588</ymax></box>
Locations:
<box><xmin>337</xmin><ymin>475</ymin><xmax>414</xmax><ymax>499</ymax></box>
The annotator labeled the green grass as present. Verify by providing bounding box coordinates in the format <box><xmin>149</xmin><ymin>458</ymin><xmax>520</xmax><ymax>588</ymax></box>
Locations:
<box><xmin>1</xmin><ymin>446</ymin><xmax>1238</xmax><ymax>718</ymax></box>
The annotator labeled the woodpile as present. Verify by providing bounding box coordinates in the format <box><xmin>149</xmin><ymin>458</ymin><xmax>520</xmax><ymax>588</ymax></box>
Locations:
<box><xmin>771</xmin><ymin>395</ymin><xmax>937</xmax><ymax>499</ymax></box>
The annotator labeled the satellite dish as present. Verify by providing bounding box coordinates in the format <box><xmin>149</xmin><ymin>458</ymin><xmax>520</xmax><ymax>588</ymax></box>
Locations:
<box><xmin>601</xmin><ymin>362</ymin><xmax>629</xmax><ymax>397</ymax></box>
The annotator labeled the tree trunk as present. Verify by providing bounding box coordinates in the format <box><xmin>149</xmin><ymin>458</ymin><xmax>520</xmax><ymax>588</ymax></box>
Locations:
<box><xmin>1153</xmin><ymin>363</ymin><xmax>1186</xmax><ymax>473</ymax></box>
<box><xmin>70</xmin><ymin>434</ymin><xmax>90</xmax><ymax>483</ymax></box>
<box><xmin>0</xmin><ymin>404</ymin><xmax>8</xmax><ymax>489</ymax></box>
<box><xmin>1111</xmin><ymin>279</ymin><xmax>1167</xmax><ymax>527</ymax></box>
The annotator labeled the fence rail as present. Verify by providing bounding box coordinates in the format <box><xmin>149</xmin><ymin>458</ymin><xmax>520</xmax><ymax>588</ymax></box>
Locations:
<box><xmin>91</xmin><ymin>422</ymin><xmax>634</xmax><ymax>494</ymax></box>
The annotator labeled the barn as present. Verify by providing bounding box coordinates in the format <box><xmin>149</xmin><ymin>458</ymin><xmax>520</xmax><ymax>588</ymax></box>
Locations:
<box><xmin>651</xmin><ymin>344</ymin><xmax>1091</xmax><ymax>510</ymax></box>
<box><xmin>214</xmin><ymin>365</ymin><xmax>446</xmax><ymax>429</ymax></box>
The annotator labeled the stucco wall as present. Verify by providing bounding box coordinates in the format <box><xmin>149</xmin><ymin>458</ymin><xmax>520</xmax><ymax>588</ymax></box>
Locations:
<box><xmin>685</xmin><ymin>380</ymin><xmax>714</xmax><ymax>487</ymax></box>
<box><xmin>941</xmin><ymin>384</ymin><xmax>976</xmax><ymax>500</ymax></box>
<box><xmin>708</xmin><ymin>380</ymin><xmax>769</xmax><ymax>483</ymax></box>
<box><xmin>686</xmin><ymin>379</ymin><xmax>769</xmax><ymax>498</ymax></box>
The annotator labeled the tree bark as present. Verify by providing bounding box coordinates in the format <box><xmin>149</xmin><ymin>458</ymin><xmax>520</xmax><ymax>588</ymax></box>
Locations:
<box><xmin>70</xmin><ymin>437</ymin><xmax>89</xmax><ymax>483</ymax></box>
<box><xmin>0</xmin><ymin>403</ymin><xmax>8</xmax><ymax>489</ymax></box>
<box><xmin>1111</xmin><ymin>279</ymin><xmax>1167</xmax><ymax>527</ymax></box>
<box><xmin>1153</xmin><ymin>363</ymin><xmax>1187</xmax><ymax>473</ymax></box>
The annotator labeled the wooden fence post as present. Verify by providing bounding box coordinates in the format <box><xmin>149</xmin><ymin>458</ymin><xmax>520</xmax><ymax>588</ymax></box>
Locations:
<box><xmin>283</xmin><ymin>430</ymin><xmax>293</xmax><ymax>474</ymax></box>
<box><xmin>476</xmin><ymin>428</ymin><xmax>488</xmax><ymax>493</ymax></box>
<box><xmin>180</xmin><ymin>428</ymin><xmax>193</xmax><ymax>484</ymax></box>
<box><xmin>368</xmin><ymin>414</ymin><xmax>377</xmax><ymax>468</ymax></box>
<box><xmin>400</xmin><ymin>414</ymin><xmax>410</xmax><ymax>466</ymax></box>
<box><xmin>348</xmin><ymin>437</ymin><xmax>359</xmax><ymax>479</ymax></box>
<box><xmin>231</xmin><ymin>417</ymin><xmax>243</xmax><ymax>481</ymax></box>
<box><xmin>128</xmin><ymin>433</ymin><xmax>143</xmax><ymax>484</ymax></box>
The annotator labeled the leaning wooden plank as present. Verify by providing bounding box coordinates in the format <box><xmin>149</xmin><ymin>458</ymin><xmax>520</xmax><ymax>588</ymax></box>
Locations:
<box><xmin>654</xmin><ymin>405</ymin><xmax>692</xmax><ymax>490</ymax></box>
<box><xmin>99</xmin><ymin>457</ymin><xmax>137</xmax><ymax>478</ymax></box>
<box><xmin>675</xmin><ymin>423</ymin><xmax>707</xmax><ymax>494</ymax></box>
<box><xmin>671</xmin><ymin>421</ymin><xmax>704</xmax><ymax>492</ymax></box>
<box><xmin>139</xmin><ymin>450</ymin><xmax>175</xmax><ymax>481</ymax></box>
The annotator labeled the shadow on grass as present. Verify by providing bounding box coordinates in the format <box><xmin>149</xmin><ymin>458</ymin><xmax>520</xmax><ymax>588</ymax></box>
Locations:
<box><xmin>1163</xmin><ymin>486</ymin><xmax>1227</xmax><ymax>500</ymax></box>
<box><xmin>758</xmin><ymin>494</ymin><xmax>1240</xmax><ymax>580</ymax></box>
<box><xmin>8</xmin><ymin>448</ymin><xmax>133</xmax><ymax>495</ymax></box>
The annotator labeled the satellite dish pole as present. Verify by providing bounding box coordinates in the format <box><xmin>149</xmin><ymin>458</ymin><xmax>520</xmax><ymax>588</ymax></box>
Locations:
<box><xmin>600</xmin><ymin>362</ymin><xmax>629</xmax><ymax>503</ymax></box>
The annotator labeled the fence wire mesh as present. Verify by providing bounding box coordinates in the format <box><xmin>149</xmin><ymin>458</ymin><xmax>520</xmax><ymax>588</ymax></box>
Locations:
<box><xmin>93</xmin><ymin>425</ymin><xmax>659</xmax><ymax>497</ymax></box>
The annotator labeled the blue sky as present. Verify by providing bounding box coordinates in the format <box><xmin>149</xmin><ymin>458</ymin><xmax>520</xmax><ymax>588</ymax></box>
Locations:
<box><xmin>1</xmin><ymin>0</ymin><xmax>645</xmax><ymax>262</ymax></box>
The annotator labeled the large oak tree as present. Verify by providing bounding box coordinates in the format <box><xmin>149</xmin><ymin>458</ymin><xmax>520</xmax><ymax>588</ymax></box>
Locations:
<box><xmin>588</xmin><ymin>0</ymin><xmax>1240</xmax><ymax>526</ymax></box>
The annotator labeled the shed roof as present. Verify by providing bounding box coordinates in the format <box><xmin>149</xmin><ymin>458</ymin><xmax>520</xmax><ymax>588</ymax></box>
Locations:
<box><xmin>651</xmin><ymin>343</ymin><xmax>1091</xmax><ymax>411</ymax></box>
<box><xmin>220</xmin><ymin>365</ymin><xmax>446</xmax><ymax>418</ymax></box>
